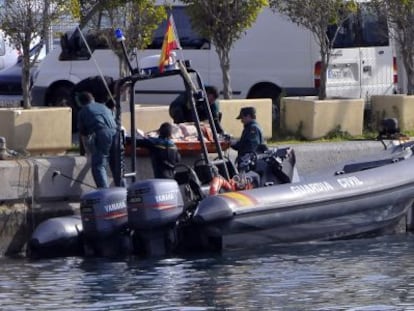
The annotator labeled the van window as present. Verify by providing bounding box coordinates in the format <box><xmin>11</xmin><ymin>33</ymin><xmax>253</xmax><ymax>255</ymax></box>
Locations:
<box><xmin>327</xmin><ymin>2</ymin><xmax>389</xmax><ymax>48</ymax></box>
<box><xmin>59</xmin><ymin>28</ymin><xmax>111</xmax><ymax>61</ymax></box>
<box><xmin>147</xmin><ymin>6</ymin><xmax>210</xmax><ymax>50</ymax></box>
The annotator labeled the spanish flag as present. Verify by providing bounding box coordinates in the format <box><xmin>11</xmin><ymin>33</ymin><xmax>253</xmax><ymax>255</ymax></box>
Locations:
<box><xmin>159</xmin><ymin>14</ymin><xmax>181</xmax><ymax>73</ymax></box>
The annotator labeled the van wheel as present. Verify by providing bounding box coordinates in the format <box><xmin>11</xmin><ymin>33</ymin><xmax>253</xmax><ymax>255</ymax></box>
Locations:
<box><xmin>47</xmin><ymin>85</ymin><xmax>78</xmax><ymax>132</ymax></box>
<box><xmin>247</xmin><ymin>85</ymin><xmax>282</xmax><ymax>129</ymax></box>
<box><xmin>48</xmin><ymin>85</ymin><xmax>72</xmax><ymax>107</ymax></box>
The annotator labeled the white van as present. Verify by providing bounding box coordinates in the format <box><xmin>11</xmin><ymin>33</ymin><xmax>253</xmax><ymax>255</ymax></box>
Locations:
<box><xmin>0</xmin><ymin>30</ymin><xmax>20</xmax><ymax>72</ymax></box>
<box><xmin>30</xmin><ymin>2</ymin><xmax>396</xmax><ymax>125</ymax></box>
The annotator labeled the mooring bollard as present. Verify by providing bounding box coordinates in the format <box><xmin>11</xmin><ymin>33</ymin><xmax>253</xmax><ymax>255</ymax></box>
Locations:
<box><xmin>0</xmin><ymin>136</ymin><xmax>7</xmax><ymax>160</ymax></box>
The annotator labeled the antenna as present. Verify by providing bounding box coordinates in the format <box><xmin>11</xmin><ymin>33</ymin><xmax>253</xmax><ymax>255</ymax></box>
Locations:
<box><xmin>115</xmin><ymin>28</ymin><xmax>136</xmax><ymax>74</ymax></box>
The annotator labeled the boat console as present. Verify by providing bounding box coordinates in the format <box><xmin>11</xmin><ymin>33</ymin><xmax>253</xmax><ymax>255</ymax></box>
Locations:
<box><xmin>237</xmin><ymin>147</ymin><xmax>297</xmax><ymax>187</ymax></box>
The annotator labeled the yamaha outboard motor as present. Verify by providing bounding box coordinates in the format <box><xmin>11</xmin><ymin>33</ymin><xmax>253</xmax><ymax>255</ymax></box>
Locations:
<box><xmin>127</xmin><ymin>179</ymin><xmax>184</xmax><ymax>257</ymax></box>
<box><xmin>80</xmin><ymin>187</ymin><xmax>130</xmax><ymax>257</ymax></box>
<box><xmin>27</xmin><ymin>215</ymin><xmax>84</xmax><ymax>259</ymax></box>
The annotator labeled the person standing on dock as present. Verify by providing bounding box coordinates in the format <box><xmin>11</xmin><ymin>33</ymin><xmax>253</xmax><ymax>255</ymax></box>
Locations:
<box><xmin>77</xmin><ymin>91</ymin><xmax>118</xmax><ymax>188</ymax></box>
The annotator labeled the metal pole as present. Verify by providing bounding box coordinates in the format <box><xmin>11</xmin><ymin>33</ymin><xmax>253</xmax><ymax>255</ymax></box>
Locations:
<box><xmin>129</xmin><ymin>82</ymin><xmax>136</xmax><ymax>183</ymax></box>
<box><xmin>113</xmin><ymin>80</ymin><xmax>125</xmax><ymax>187</ymax></box>
<box><xmin>177</xmin><ymin>61</ymin><xmax>209</xmax><ymax>163</ymax></box>
<box><xmin>194</xmin><ymin>71</ymin><xmax>229</xmax><ymax>180</ymax></box>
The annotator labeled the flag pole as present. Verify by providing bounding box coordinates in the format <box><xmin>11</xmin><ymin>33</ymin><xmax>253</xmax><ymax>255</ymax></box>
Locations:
<box><xmin>159</xmin><ymin>14</ymin><xmax>182</xmax><ymax>73</ymax></box>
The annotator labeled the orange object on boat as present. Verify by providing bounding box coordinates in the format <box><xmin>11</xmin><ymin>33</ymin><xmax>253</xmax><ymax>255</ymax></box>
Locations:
<box><xmin>209</xmin><ymin>175</ymin><xmax>235</xmax><ymax>195</ymax></box>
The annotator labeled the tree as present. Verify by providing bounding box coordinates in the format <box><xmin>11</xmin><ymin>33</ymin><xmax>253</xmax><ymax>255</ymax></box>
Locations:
<box><xmin>371</xmin><ymin>0</ymin><xmax>414</xmax><ymax>95</ymax></box>
<box><xmin>180</xmin><ymin>0</ymin><xmax>268</xmax><ymax>99</ymax></box>
<box><xmin>103</xmin><ymin>1</ymin><xmax>166</xmax><ymax>60</ymax></box>
<box><xmin>70</xmin><ymin>0</ymin><xmax>166</xmax><ymax>76</ymax></box>
<box><xmin>0</xmin><ymin>0</ymin><xmax>66</xmax><ymax>108</ymax></box>
<box><xmin>269</xmin><ymin>0</ymin><xmax>357</xmax><ymax>100</ymax></box>
<box><xmin>0</xmin><ymin>0</ymin><xmax>164</xmax><ymax>108</ymax></box>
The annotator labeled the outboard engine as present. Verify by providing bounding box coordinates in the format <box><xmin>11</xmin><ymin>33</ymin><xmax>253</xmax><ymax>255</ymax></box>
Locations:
<box><xmin>80</xmin><ymin>187</ymin><xmax>130</xmax><ymax>257</ymax></box>
<box><xmin>27</xmin><ymin>215</ymin><xmax>84</xmax><ymax>259</ymax></box>
<box><xmin>127</xmin><ymin>179</ymin><xmax>184</xmax><ymax>257</ymax></box>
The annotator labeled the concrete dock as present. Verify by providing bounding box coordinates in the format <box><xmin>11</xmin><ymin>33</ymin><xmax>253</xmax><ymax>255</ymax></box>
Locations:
<box><xmin>0</xmin><ymin>139</ymin><xmax>409</xmax><ymax>257</ymax></box>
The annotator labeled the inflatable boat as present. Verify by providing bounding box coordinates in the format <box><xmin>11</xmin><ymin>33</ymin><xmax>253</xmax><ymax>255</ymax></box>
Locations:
<box><xmin>26</xmin><ymin>49</ymin><xmax>414</xmax><ymax>259</ymax></box>
<box><xmin>28</xmin><ymin>140</ymin><xmax>414</xmax><ymax>258</ymax></box>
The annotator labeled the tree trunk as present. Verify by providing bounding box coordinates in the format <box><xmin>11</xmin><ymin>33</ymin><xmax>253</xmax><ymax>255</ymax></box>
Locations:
<box><xmin>406</xmin><ymin>67</ymin><xmax>414</xmax><ymax>96</ymax></box>
<box><xmin>216</xmin><ymin>47</ymin><xmax>232</xmax><ymax>99</ymax></box>
<box><xmin>402</xmin><ymin>49</ymin><xmax>414</xmax><ymax>95</ymax></box>
<box><xmin>22</xmin><ymin>49</ymin><xmax>32</xmax><ymax>109</ymax></box>
<box><xmin>318</xmin><ymin>60</ymin><xmax>328</xmax><ymax>100</ymax></box>
<box><xmin>316</xmin><ymin>26</ymin><xmax>334</xmax><ymax>101</ymax></box>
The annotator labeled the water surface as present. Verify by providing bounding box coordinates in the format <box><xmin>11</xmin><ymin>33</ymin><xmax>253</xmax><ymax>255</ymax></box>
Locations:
<box><xmin>1</xmin><ymin>234</ymin><xmax>414</xmax><ymax>310</ymax></box>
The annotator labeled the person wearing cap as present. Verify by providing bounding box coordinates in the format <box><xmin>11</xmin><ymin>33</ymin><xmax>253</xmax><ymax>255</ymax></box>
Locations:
<box><xmin>231</xmin><ymin>106</ymin><xmax>265</xmax><ymax>163</ymax></box>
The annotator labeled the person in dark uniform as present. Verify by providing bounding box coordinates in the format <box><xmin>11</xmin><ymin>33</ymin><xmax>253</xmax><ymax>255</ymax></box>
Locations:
<box><xmin>73</xmin><ymin>76</ymin><xmax>119</xmax><ymax>155</ymax></box>
<box><xmin>231</xmin><ymin>106</ymin><xmax>265</xmax><ymax>163</ymax></box>
<box><xmin>136</xmin><ymin>122</ymin><xmax>181</xmax><ymax>179</ymax></box>
<box><xmin>77</xmin><ymin>92</ymin><xmax>119</xmax><ymax>188</ymax></box>
<box><xmin>205</xmin><ymin>85</ymin><xmax>225</xmax><ymax>134</ymax></box>
<box><xmin>169</xmin><ymin>92</ymin><xmax>192</xmax><ymax>124</ymax></box>
<box><xmin>168</xmin><ymin>86</ymin><xmax>224</xmax><ymax>134</ymax></box>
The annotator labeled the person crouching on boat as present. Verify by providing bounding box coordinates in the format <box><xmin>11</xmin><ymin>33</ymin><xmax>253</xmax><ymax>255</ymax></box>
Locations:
<box><xmin>205</xmin><ymin>85</ymin><xmax>225</xmax><ymax>135</ymax></box>
<box><xmin>231</xmin><ymin>107</ymin><xmax>265</xmax><ymax>167</ymax></box>
<box><xmin>136</xmin><ymin>122</ymin><xmax>181</xmax><ymax>179</ymax></box>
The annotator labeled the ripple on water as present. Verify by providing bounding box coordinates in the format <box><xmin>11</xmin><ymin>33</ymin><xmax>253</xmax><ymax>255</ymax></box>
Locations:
<box><xmin>0</xmin><ymin>234</ymin><xmax>413</xmax><ymax>310</ymax></box>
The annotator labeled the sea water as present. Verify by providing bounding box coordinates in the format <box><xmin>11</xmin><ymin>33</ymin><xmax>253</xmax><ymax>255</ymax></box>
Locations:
<box><xmin>0</xmin><ymin>234</ymin><xmax>414</xmax><ymax>310</ymax></box>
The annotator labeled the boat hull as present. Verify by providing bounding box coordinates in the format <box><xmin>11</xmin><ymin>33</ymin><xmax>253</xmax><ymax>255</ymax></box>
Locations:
<box><xmin>196</xmin><ymin>200</ymin><xmax>410</xmax><ymax>250</ymax></box>
<box><xmin>188</xmin><ymin>144</ymin><xmax>414</xmax><ymax>251</ymax></box>
<box><xmin>27</xmin><ymin>142</ymin><xmax>414</xmax><ymax>258</ymax></box>
<box><xmin>27</xmin><ymin>216</ymin><xmax>84</xmax><ymax>259</ymax></box>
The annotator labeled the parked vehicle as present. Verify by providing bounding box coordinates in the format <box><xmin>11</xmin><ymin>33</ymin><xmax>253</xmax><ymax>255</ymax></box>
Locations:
<box><xmin>30</xmin><ymin>1</ymin><xmax>397</xmax><ymax>129</ymax></box>
<box><xmin>0</xmin><ymin>30</ymin><xmax>20</xmax><ymax>72</ymax></box>
<box><xmin>0</xmin><ymin>60</ymin><xmax>26</xmax><ymax>107</ymax></box>
<box><xmin>0</xmin><ymin>42</ymin><xmax>47</xmax><ymax>107</ymax></box>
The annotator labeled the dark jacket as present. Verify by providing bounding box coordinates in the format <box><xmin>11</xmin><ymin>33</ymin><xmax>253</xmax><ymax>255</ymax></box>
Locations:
<box><xmin>136</xmin><ymin>137</ymin><xmax>181</xmax><ymax>179</ymax></box>
<box><xmin>231</xmin><ymin>120</ymin><xmax>264</xmax><ymax>157</ymax></box>
<box><xmin>169</xmin><ymin>92</ymin><xmax>214</xmax><ymax>125</ymax></box>
<box><xmin>210</xmin><ymin>100</ymin><xmax>224</xmax><ymax>134</ymax></box>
